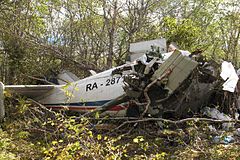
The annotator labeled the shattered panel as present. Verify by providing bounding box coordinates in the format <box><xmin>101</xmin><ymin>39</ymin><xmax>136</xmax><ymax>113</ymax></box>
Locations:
<box><xmin>151</xmin><ymin>50</ymin><xmax>198</xmax><ymax>94</ymax></box>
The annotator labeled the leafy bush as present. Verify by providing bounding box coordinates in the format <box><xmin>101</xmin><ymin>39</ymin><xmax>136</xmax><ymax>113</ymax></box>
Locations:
<box><xmin>1</xmin><ymin>96</ymin><xmax>240</xmax><ymax>159</ymax></box>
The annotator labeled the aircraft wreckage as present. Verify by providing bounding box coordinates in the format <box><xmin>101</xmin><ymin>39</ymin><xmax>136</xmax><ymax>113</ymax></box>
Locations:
<box><xmin>0</xmin><ymin>41</ymin><xmax>239</xmax><ymax>121</ymax></box>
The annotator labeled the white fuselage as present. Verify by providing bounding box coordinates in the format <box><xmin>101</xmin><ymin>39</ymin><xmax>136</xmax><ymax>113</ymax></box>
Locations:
<box><xmin>35</xmin><ymin>65</ymin><xmax>130</xmax><ymax>114</ymax></box>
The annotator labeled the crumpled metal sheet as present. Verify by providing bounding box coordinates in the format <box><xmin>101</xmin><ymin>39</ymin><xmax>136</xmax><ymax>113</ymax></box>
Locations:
<box><xmin>220</xmin><ymin>61</ymin><xmax>239</xmax><ymax>92</ymax></box>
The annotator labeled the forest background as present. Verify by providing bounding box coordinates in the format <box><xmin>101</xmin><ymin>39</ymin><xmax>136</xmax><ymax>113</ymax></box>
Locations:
<box><xmin>0</xmin><ymin>0</ymin><xmax>239</xmax><ymax>84</ymax></box>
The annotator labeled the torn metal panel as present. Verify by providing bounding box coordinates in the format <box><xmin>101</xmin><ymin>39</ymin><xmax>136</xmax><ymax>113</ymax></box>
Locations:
<box><xmin>151</xmin><ymin>50</ymin><xmax>198</xmax><ymax>94</ymax></box>
<box><xmin>129</xmin><ymin>38</ymin><xmax>167</xmax><ymax>61</ymax></box>
<box><xmin>144</xmin><ymin>57</ymin><xmax>159</xmax><ymax>75</ymax></box>
<box><xmin>220</xmin><ymin>61</ymin><xmax>239</xmax><ymax>92</ymax></box>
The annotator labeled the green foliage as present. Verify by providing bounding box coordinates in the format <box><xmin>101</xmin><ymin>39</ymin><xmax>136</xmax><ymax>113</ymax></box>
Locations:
<box><xmin>161</xmin><ymin>17</ymin><xmax>202</xmax><ymax>51</ymax></box>
<box><xmin>1</xmin><ymin>98</ymin><xmax>240</xmax><ymax>159</ymax></box>
<box><xmin>42</xmin><ymin>115</ymin><xmax>130</xmax><ymax>159</ymax></box>
<box><xmin>0</xmin><ymin>130</ymin><xmax>18</xmax><ymax>160</ymax></box>
<box><xmin>0</xmin><ymin>128</ymin><xmax>43</xmax><ymax>160</ymax></box>
<box><xmin>1</xmin><ymin>0</ymin><xmax>240</xmax><ymax>84</ymax></box>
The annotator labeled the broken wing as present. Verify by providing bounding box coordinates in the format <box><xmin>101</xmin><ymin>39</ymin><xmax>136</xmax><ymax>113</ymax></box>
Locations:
<box><xmin>4</xmin><ymin>85</ymin><xmax>56</xmax><ymax>98</ymax></box>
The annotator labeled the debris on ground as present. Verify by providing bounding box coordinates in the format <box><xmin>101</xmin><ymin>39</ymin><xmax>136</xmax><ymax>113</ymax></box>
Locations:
<box><xmin>203</xmin><ymin>107</ymin><xmax>234</xmax><ymax>130</ymax></box>
<box><xmin>213</xmin><ymin>135</ymin><xmax>235</xmax><ymax>144</ymax></box>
